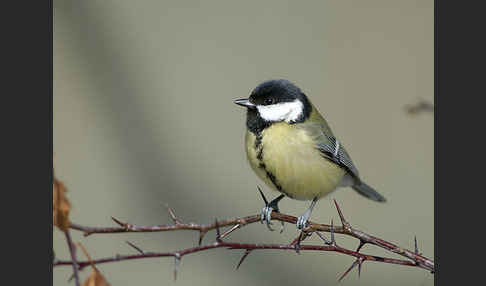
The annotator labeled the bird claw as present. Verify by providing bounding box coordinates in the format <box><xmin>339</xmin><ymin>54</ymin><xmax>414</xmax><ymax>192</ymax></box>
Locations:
<box><xmin>261</xmin><ymin>206</ymin><xmax>275</xmax><ymax>231</ymax></box>
<box><xmin>258</xmin><ymin>192</ymin><xmax>285</xmax><ymax>232</ymax></box>
<box><xmin>296</xmin><ymin>214</ymin><xmax>309</xmax><ymax>230</ymax></box>
<box><xmin>279</xmin><ymin>220</ymin><xmax>285</xmax><ymax>233</ymax></box>
<box><xmin>296</xmin><ymin>198</ymin><xmax>317</xmax><ymax>230</ymax></box>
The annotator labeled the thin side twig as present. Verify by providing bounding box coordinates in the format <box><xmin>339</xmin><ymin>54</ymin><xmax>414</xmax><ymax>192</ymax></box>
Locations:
<box><xmin>64</xmin><ymin>230</ymin><xmax>80</xmax><ymax>286</ymax></box>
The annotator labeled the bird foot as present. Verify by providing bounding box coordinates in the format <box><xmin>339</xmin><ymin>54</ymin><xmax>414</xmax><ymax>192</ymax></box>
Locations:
<box><xmin>296</xmin><ymin>198</ymin><xmax>318</xmax><ymax>230</ymax></box>
<box><xmin>259</xmin><ymin>193</ymin><xmax>285</xmax><ymax>232</ymax></box>
<box><xmin>261</xmin><ymin>205</ymin><xmax>276</xmax><ymax>231</ymax></box>
<box><xmin>296</xmin><ymin>213</ymin><xmax>310</xmax><ymax>230</ymax></box>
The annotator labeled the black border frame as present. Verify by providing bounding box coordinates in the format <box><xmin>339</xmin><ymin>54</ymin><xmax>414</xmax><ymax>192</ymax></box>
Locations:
<box><xmin>7</xmin><ymin>0</ymin><xmax>478</xmax><ymax>284</ymax></box>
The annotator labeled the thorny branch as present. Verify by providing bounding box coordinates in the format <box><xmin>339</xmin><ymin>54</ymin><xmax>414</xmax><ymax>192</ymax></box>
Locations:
<box><xmin>56</xmin><ymin>199</ymin><xmax>434</xmax><ymax>281</ymax></box>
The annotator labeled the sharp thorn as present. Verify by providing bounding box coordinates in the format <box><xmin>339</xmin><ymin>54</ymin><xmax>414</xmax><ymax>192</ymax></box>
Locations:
<box><xmin>173</xmin><ymin>255</ymin><xmax>181</xmax><ymax>281</ymax></box>
<box><xmin>356</xmin><ymin>240</ymin><xmax>366</xmax><ymax>252</ymax></box>
<box><xmin>215</xmin><ymin>219</ymin><xmax>222</xmax><ymax>242</ymax></box>
<box><xmin>220</xmin><ymin>224</ymin><xmax>240</xmax><ymax>240</ymax></box>
<box><xmin>316</xmin><ymin>232</ymin><xmax>331</xmax><ymax>245</ymax></box>
<box><xmin>236</xmin><ymin>249</ymin><xmax>253</xmax><ymax>270</ymax></box>
<box><xmin>165</xmin><ymin>204</ymin><xmax>181</xmax><ymax>225</ymax></box>
<box><xmin>294</xmin><ymin>234</ymin><xmax>302</xmax><ymax>254</ymax></box>
<box><xmin>288</xmin><ymin>236</ymin><xmax>299</xmax><ymax>247</ymax></box>
<box><xmin>358</xmin><ymin>259</ymin><xmax>363</xmax><ymax>278</ymax></box>
<box><xmin>126</xmin><ymin>241</ymin><xmax>144</xmax><ymax>254</ymax></box>
<box><xmin>333</xmin><ymin>199</ymin><xmax>349</xmax><ymax>228</ymax></box>
<box><xmin>257</xmin><ymin>186</ymin><xmax>269</xmax><ymax>205</ymax></box>
<box><xmin>294</xmin><ymin>231</ymin><xmax>310</xmax><ymax>254</ymax></box>
<box><xmin>66</xmin><ymin>264</ymin><xmax>82</xmax><ymax>282</ymax></box>
<box><xmin>338</xmin><ymin>259</ymin><xmax>360</xmax><ymax>282</ymax></box>
<box><xmin>414</xmin><ymin>235</ymin><xmax>419</xmax><ymax>254</ymax></box>
<box><xmin>198</xmin><ymin>230</ymin><xmax>207</xmax><ymax>246</ymax></box>
<box><xmin>330</xmin><ymin>219</ymin><xmax>335</xmax><ymax>245</ymax></box>
<box><xmin>111</xmin><ymin>216</ymin><xmax>125</xmax><ymax>227</ymax></box>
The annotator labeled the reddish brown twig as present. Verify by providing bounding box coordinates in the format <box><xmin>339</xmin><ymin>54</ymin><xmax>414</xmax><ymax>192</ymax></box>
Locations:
<box><xmin>331</xmin><ymin>200</ymin><xmax>434</xmax><ymax>273</ymax></box>
<box><xmin>70</xmin><ymin>200</ymin><xmax>434</xmax><ymax>273</ymax></box>
<box><xmin>53</xmin><ymin>239</ymin><xmax>420</xmax><ymax>281</ymax></box>
<box><xmin>64</xmin><ymin>230</ymin><xmax>80</xmax><ymax>286</ymax></box>
<box><xmin>61</xmin><ymin>200</ymin><xmax>434</xmax><ymax>280</ymax></box>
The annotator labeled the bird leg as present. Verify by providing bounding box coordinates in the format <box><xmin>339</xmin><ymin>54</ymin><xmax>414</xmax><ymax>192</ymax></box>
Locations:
<box><xmin>259</xmin><ymin>193</ymin><xmax>285</xmax><ymax>231</ymax></box>
<box><xmin>296</xmin><ymin>197</ymin><xmax>318</xmax><ymax>230</ymax></box>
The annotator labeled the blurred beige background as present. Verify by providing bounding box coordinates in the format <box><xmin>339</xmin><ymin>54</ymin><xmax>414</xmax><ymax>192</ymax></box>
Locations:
<box><xmin>53</xmin><ymin>1</ymin><xmax>434</xmax><ymax>285</ymax></box>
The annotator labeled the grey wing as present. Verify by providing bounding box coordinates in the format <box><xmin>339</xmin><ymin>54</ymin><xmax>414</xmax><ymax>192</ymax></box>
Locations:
<box><xmin>316</xmin><ymin>134</ymin><xmax>361</xmax><ymax>183</ymax></box>
<box><xmin>299</xmin><ymin>121</ymin><xmax>386</xmax><ymax>201</ymax></box>
<box><xmin>297</xmin><ymin>121</ymin><xmax>361</xmax><ymax>183</ymax></box>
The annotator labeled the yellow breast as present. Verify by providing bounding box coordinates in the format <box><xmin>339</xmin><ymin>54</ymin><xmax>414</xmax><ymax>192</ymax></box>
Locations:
<box><xmin>245</xmin><ymin>122</ymin><xmax>346</xmax><ymax>201</ymax></box>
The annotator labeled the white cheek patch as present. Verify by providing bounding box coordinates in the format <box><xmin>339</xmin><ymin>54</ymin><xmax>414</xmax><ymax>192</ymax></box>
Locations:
<box><xmin>257</xmin><ymin>99</ymin><xmax>304</xmax><ymax>123</ymax></box>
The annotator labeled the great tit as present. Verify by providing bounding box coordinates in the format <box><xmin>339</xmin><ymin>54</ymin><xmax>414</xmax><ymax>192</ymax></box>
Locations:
<box><xmin>235</xmin><ymin>79</ymin><xmax>386</xmax><ymax>230</ymax></box>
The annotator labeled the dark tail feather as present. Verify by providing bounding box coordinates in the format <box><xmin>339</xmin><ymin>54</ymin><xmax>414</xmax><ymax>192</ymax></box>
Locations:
<box><xmin>352</xmin><ymin>182</ymin><xmax>387</xmax><ymax>202</ymax></box>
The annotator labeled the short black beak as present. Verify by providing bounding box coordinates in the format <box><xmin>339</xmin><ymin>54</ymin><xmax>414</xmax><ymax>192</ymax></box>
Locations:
<box><xmin>234</xmin><ymin>98</ymin><xmax>256</xmax><ymax>109</ymax></box>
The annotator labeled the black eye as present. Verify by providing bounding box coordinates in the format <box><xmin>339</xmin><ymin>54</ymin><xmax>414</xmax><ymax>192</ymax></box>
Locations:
<box><xmin>264</xmin><ymin>98</ymin><xmax>274</xmax><ymax>105</ymax></box>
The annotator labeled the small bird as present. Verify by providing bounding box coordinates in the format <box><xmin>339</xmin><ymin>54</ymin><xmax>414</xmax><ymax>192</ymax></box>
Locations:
<box><xmin>235</xmin><ymin>79</ymin><xmax>386</xmax><ymax>230</ymax></box>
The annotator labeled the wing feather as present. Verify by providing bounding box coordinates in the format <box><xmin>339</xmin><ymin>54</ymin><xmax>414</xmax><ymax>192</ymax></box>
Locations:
<box><xmin>297</xmin><ymin>121</ymin><xmax>361</xmax><ymax>183</ymax></box>
<box><xmin>316</xmin><ymin>134</ymin><xmax>360</xmax><ymax>180</ymax></box>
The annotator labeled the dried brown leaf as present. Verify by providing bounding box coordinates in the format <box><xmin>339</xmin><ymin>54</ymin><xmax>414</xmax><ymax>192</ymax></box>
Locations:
<box><xmin>53</xmin><ymin>173</ymin><xmax>71</xmax><ymax>232</ymax></box>
<box><xmin>78</xmin><ymin>243</ymin><xmax>111</xmax><ymax>286</ymax></box>
<box><xmin>82</xmin><ymin>270</ymin><xmax>111</xmax><ymax>286</ymax></box>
